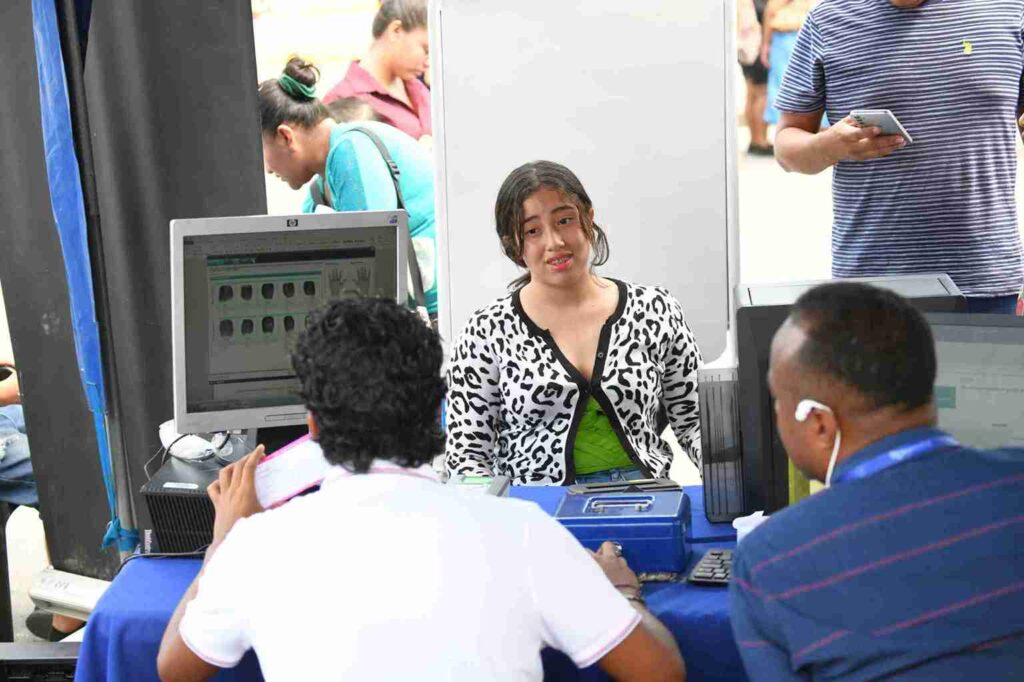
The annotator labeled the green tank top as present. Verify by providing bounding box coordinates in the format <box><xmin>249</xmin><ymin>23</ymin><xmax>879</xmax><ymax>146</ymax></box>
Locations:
<box><xmin>573</xmin><ymin>397</ymin><xmax>635</xmax><ymax>475</ymax></box>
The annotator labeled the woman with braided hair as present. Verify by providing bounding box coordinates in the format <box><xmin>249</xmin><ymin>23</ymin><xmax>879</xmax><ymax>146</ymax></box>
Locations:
<box><xmin>258</xmin><ymin>57</ymin><xmax>438</xmax><ymax>316</ymax></box>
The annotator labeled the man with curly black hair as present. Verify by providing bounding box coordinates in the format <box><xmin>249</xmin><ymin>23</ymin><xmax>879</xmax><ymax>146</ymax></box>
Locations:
<box><xmin>291</xmin><ymin>296</ymin><xmax>445</xmax><ymax>472</ymax></box>
<box><xmin>158</xmin><ymin>298</ymin><xmax>684</xmax><ymax>681</ymax></box>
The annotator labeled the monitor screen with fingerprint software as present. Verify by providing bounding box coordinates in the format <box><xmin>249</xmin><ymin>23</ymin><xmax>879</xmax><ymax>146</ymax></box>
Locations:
<box><xmin>170</xmin><ymin>211</ymin><xmax>407</xmax><ymax>434</ymax></box>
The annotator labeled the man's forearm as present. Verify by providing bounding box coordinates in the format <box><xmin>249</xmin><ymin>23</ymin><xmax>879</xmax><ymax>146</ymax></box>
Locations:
<box><xmin>619</xmin><ymin>590</ymin><xmax>683</xmax><ymax>664</ymax></box>
<box><xmin>775</xmin><ymin>125</ymin><xmax>837</xmax><ymax>175</ymax></box>
<box><xmin>633</xmin><ymin>604</ymin><xmax>683</xmax><ymax>663</ymax></box>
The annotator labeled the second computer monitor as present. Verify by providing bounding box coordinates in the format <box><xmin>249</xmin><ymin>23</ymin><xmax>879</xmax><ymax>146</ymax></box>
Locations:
<box><xmin>735</xmin><ymin>275</ymin><xmax>966</xmax><ymax>514</ymax></box>
<box><xmin>170</xmin><ymin>211</ymin><xmax>407</xmax><ymax>435</ymax></box>
<box><xmin>930</xmin><ymin>313</ymin><xmax>1024</xmax><ymax>450</ymax></box>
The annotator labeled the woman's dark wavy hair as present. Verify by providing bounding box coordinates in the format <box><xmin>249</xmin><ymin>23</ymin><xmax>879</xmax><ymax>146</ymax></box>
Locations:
<box><xmin>290</xmin><ymin>298</ymin><xmax>445</xmax><ymax>472</ymax></box>
<box><xmin>494</xmin><ymin>160</ymin><xmax>610</xmax><ymax>290</ymax></box>
<box><xmin>372</xmin><ymin>0</ymin><xmax>428</xmax><ymax>39</ymax></box>
<box><xmin>258</xmin><ymin>57</ymin><xmax>331</xmax><ymax>133</ymax></box>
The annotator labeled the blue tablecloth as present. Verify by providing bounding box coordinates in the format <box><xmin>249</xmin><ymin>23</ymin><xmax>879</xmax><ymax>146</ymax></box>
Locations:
<box><xmin>75</xmin><ymin>485</ymin><xmax>745</xmax><ymax>682</ymax></box>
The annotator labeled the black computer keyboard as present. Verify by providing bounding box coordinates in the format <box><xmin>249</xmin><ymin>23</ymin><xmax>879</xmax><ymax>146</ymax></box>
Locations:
<box><xmin>687</xmin><ymin>549</ymin><xmax>732</xmax><ymax>586</ymax></box>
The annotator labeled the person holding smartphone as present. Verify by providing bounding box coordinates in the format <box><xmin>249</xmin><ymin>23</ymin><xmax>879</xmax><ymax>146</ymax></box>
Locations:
<box><xmin>772</xmin><ymin>0</ymin><xmax>1024</xmax><ymax>314</ymax></box>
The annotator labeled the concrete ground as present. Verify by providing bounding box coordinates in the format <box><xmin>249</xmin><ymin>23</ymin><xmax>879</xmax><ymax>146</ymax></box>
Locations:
<box><xmin>3</xmin><ymin>68</ymin><xmax>1023</xmax><ymax>641</ymax></box>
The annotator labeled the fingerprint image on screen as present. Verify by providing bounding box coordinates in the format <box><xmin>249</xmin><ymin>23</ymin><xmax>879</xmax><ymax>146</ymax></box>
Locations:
<box><xmin>179</xmin><ymin>220</ymin><xmax>400</xmax><ymax>427</ymax></box>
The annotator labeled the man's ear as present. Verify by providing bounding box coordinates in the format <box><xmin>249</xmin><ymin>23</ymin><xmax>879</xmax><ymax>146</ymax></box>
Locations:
<box><xmin>811</xmin><ymin>408</ymin><xmax>838</xmax><ymax>448</ymax></box>
<box><xmin>306</xmin><ymin>412</ymin><xmax>319</xmax><ymax>440</ymax></box>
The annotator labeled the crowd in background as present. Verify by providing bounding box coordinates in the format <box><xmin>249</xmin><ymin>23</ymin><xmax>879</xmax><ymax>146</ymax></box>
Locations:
<box><xmin>737</xmin><ymin>0</ymin><xmax>819</xmax><ymax>156</ymax></box>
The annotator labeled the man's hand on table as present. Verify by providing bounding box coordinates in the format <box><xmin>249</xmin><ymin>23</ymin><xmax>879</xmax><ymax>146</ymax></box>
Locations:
<box><xmin>591</xmin><ymin>540</ymin><xmax>686</xmax><ymax>680</ymax></box>
<box><xmin>592</xmin><ymin>541</ymin><xmax>642</xmax><ymax>600</ymax></box>
<box><xmin>208</xmin><ymin>445</ymin><xmax>265</xmax><ymax>545</ymax></box>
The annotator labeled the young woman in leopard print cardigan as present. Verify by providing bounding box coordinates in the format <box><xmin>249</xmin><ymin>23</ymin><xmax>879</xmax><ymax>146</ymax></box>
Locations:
<box><xmin>444</xmin><ymin>161</ymin><xmax>702</xmax><ymax>486</ymax></box>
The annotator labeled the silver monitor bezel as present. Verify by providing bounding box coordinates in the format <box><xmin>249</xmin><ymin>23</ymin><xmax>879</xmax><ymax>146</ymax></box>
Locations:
<box><xmin>170</xmin><ymin>210</ymin><xmax>409</xmax><ymax>434</ymax></box>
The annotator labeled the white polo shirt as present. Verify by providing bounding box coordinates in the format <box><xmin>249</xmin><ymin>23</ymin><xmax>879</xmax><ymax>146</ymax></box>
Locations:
<box><xmin>179</xmin><ymin>461</ymin><xmax>640</xmax><ymax>680</ymax></box>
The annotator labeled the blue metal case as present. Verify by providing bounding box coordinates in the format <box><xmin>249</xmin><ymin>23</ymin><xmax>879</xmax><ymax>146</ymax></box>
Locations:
<box><xmin>555</xmin><ymin>491</ymin><xmax>691</xmax><ymax>573</ymax></box>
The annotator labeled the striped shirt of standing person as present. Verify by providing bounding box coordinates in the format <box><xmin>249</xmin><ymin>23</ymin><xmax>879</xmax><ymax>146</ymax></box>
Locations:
<box><xmin>776</xmin><ymin>0</ymin><xmax>1024</xmax><ymax>298</ymax></box>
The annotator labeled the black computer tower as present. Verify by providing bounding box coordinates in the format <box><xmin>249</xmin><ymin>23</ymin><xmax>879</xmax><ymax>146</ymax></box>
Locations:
<box><xmin>140</xmin><ymin>457</ymin><xmax>219</xmax><ymax>553</ymax></box>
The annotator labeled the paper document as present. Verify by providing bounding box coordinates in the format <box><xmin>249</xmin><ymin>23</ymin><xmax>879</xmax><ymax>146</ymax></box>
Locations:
<box><xmin>255</xmin><ymin>435</ymin><xmax>332</xmax><ymax>509</ymax></box>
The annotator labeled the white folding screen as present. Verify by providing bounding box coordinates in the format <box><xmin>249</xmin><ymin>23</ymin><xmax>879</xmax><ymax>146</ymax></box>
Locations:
<box><xmin>431</xmin><ymin>0</ymin><xmax>737</xmax><ymax>361</ymax></box>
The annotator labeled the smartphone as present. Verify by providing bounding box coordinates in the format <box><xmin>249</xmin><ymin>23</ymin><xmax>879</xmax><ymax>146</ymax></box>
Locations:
<box><xmin>850</xmin><ymin>109</ymin><xmax>913</xmax><ymax>143</ymax></box>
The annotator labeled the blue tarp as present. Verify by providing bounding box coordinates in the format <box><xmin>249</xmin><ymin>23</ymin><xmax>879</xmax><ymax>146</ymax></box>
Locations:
<box><xmin>30</xmin><ymin>0</ymin><xmax>137</xmax><ymax>551</ymax></box>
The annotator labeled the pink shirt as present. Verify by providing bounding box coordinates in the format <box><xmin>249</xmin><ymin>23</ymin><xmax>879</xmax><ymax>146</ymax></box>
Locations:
<box><xmin>323</xmin><ymin>61</ymin><xmax>431</xmax><ymax>140</ymax></box>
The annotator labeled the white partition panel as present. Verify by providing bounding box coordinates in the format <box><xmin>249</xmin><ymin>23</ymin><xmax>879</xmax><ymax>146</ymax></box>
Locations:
<box><xmin>432</xmin><ymin>0</ymin><xmax>736</xmax><ymax>361</ymax></box>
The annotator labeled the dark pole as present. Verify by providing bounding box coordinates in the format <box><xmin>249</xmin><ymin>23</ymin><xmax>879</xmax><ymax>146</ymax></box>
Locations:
<box><xmin>53</xmin><ymin>0</ymin><xmax>136</xmax><ymax>527</ymax></box>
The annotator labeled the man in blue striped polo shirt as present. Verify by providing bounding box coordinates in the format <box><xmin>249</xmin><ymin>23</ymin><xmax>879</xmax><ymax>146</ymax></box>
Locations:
<box><xmin>730</xmin><ymin>282</ymin><xmax>1024</xmax><ymax>679</ymax></box>
<box><xmin>774</xmin><ymin>0</ymin><xmax>1024</xmax><ymax>313</ymax></box>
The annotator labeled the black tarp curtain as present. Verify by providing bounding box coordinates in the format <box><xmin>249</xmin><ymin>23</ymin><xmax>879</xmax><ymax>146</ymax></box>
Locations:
<box><xmin>0</xmin><ymin>0</ymin><xmax>266</xmax><ymax>578</ymax></box>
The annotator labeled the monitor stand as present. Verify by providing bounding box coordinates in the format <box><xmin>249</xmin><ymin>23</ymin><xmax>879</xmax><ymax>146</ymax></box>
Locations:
<box><xmin>254</xmin><ymin>423</ymin><xmax>310</xmax><ymax>455</ymax></box>
<box><xmin>159</xmin><ymin>423</ymin><xmax>310</xmax><ymax>466</ymax></box>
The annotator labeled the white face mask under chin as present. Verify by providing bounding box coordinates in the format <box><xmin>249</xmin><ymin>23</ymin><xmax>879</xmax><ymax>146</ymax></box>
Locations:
<box><xmin>794</xmin><ymin>399</ymin><xmax>842</xmax><ymax>487</ymax></box>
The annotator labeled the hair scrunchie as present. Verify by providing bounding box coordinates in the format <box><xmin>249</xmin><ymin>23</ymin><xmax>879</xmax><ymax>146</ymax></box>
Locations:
<box><xmin>278</xmin><ymin>73</ymin><xmax>316</xmax><ymax>100</ymax></box>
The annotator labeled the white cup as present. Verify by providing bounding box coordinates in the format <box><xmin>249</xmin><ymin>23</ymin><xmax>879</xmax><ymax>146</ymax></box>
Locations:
<box><xmin>733</xmin><ymin>511</ymin><xmax>768</xmax><ymax>543</ymax></box>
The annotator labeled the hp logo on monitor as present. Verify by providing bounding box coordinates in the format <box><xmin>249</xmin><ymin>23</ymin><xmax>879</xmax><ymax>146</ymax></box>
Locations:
<box><xmin>286</xmin><ymin>218</ymin><xmax>299</xmax><ymax>227</ymax></box>
<box><xmin>388</xmin><ymin>215</ymin><xmax>398</xmax><ymax>225</ymax></box>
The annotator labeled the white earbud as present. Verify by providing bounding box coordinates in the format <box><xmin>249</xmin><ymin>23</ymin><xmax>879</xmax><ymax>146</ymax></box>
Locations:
<box><xmin>795</xmin><ymin>398</ymin><xmax>832</xmax><ymax>422</ymax></box>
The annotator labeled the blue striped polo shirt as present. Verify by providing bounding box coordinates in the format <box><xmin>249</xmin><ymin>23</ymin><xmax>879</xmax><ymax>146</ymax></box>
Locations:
<box><xmin>776</xmin><ymin>0</ymin><xmax>1024</xmax><ymax>297</ymax></box>
<box><xmin>729</xmin><ymin>427</ymin><xmax>1024</xmax><ymax>680</ymax></box>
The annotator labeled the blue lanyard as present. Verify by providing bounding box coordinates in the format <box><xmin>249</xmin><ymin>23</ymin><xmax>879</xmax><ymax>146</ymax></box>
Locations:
<box><xmin>831</xmin><ymin>435</ymin><xmax>960</xmax><ymax>485</ymax></box>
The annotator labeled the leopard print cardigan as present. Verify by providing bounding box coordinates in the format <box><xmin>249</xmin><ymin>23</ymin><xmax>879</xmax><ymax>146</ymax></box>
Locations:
<box><xmin>444</xmin><ymin>279</ymin><xmax>702</xmax><ymax>485</ymax></box>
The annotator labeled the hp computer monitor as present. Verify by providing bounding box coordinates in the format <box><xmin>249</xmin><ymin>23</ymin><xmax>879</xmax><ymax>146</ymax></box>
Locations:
<box><xmin>929</xmin><ymin>313</ymin><xmax>1024</xmax><ymax>450</ymax></box>
<box><xmin>170</xmin><ymin>211</ymin><xmax>408</xmax><ymax>434</ymax></box>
